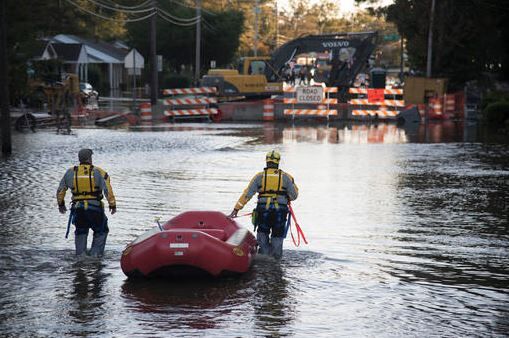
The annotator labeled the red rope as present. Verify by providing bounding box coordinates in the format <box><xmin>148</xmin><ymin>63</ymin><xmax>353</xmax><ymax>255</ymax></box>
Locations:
<box><xmin>288</xmin><ymin>202</ymin><xmax>308</xmax><ymax>247</ymax></box>
<box><xmin>234</xmin><ymin>212</ymin><xmax>252</xmax><ymax>218</ymax></box>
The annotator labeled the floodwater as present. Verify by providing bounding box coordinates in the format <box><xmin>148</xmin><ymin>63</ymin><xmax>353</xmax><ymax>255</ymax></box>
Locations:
<box><xmin>0</xmin><ymin>122</ymin><xmax>508</xmax><ymax>337</ymax></box>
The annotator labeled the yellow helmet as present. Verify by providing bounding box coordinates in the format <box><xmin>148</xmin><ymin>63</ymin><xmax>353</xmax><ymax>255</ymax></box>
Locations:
<box><xmin>266</xmin><ymin>150</ymin><xmax>281</xmax><ymax>164</ymax></box>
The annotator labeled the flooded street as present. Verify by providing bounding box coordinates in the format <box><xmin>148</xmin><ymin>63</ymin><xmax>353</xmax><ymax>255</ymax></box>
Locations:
<box><xmin>0</xmin><ymin>122</ymin><xmax>508</xmax><ymax>337</ymax></box>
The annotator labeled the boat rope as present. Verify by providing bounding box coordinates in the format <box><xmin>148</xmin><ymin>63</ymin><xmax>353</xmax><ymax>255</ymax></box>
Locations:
<box><xmin>287</xmin><ymin>202</ymin><xmax>308</xmax><ymax>247</ymax></box>
<box><xmin>233</xmin><ymin>212</ymin><xmax>252</xmax><ymax>218</ymax></box>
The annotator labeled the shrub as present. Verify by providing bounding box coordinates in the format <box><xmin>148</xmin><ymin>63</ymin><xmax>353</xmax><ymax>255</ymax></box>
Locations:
<box><xmin>481</xmin><ymin>91</ymin><xmax>509</xmax><ymax>111</ymax></box>
<box><xmin>483</xmin><ymin>101</ymin><xmax>509</xmax><ymax>125</ymax></box>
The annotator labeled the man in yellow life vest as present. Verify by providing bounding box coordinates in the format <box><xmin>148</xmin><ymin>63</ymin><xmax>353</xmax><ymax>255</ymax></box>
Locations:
<box><xmin>56</xmin><ymin>149</ymin><xmax>116</xmax><ymax>257</ymax></box>
<box><xmin>228</xmin><ymin>150</ymin><xmax>298</xmax><ymax>259</ymax></box>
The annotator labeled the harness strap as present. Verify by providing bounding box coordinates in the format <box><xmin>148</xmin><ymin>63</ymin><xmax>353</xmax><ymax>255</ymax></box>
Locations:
<box><xmin>65</xmin><ymin>206</ymin><xmax>76</xmax><ymax>239</ymax></box>
<box><xmin>89</xmin><ymin>165</ymin><xmax>94</xmax><ymax>193</ymax></box>
<box><xmin>70</xmin><ymin>201</ymin><xmax>107</xmax><ymax>234</ymax></box>
<box><xmin>73</xmin><ymin>166</ymin><xmax>79</xmax><ymax>195</ymax></box>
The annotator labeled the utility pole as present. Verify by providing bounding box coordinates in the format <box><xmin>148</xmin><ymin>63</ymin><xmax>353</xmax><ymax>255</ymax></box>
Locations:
<box><xmin>426</xmin><ymin>0</ymin><xmax>436</xmax><ymax>78</ymax></box>
<box><xmin>150</xmin><ymin>1</ymin><xmax>158</xmax><ymax>105</ymax></box>
<box><xmin>195</xmin><ymin>0</ymin><xmax>201</xmax><ymax>85</ymax></box>
<box><xmin>254</xmin><ymin>0</ymin><xmax>259</xmax><ymax>56</ymax></box>
<box><xmin>275</xmin><ymin>1</ymin><xmax>278</xmax><ymax>48</ymax></box>
<box><xmin>132</xmin><ymin>50</ymin><xmax>137</xmax><ymax>113</ymax></box>
<box><xmin>400</xmin><ymin>36</ymin><xmax>404</xmax><ymax>82</ymax></box>
<box><xmin>0</xmin><ymin>0</ymin><xmax>11</xmax><ymax>155</ymax></box>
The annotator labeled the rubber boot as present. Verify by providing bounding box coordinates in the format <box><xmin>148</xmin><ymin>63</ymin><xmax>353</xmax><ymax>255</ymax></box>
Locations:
<box><xmin>270</xmin><ymin>237</ymin><xmax>284</xmax><ymax>260</ymax></box>
<box><xmin>75</xmin><ymin>234</ymin><xmax>88</xmax><ymax>257</ymax></box>
<box><xmin>256</xmin><ymin>231</ymin><xmax>270</xmax><ymax>256</ymax></box>
<box><xmin>89</xmin><ymin>231</ymin><xmax>108</xmax><ymax>257</ymax></box>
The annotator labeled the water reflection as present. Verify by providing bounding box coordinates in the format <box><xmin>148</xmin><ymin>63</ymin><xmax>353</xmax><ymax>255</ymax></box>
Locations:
<box><xmin>120</xmin><ymin>258</ymin><xmax>296</xmax><ymax>336</ymax></box>
<box><xmin>253</xmin><ymin>121</ymin><xmax>479</xmax><ymax>144</ymax></box>
<box><xmin>68</xmin><ymin>262</ymin><xmax>108</xmax><ymax>330</ymax></box>
<box><xmin>121</xmin><ymin>276</ymin><xmax>246</xmax><ymax>331</ymax></box>
<box><xmin>0</xmin><ymin>124</ymin><xmax>507</xmax><ymax>336</ymax></box>
<box><xmin>252</xmin><ymin>259</ymin><xmax>295</xmax><ymax>337</ymax></box>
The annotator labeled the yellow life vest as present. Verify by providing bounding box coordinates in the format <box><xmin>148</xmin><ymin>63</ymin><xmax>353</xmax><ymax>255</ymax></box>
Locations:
<box><xmin>259</xmin><ymin>168</ymin><xmax>286</xmax><ymax>208</ymax></box>
<box><xmin>71</xmin><ymin>164</ymin><xmax>103</xmax><ymax>201</ymax></box>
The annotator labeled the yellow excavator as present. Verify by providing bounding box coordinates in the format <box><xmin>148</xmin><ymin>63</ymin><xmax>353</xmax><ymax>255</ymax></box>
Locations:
<box><xmin>202</xmin><ymin>57</ymin><xmax>283</xmax><ymax>98</ymax></box>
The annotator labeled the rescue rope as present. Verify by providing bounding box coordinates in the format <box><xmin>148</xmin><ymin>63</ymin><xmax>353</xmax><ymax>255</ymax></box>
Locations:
<box><xmin>232</xmin><ymin>212</ymin><xmax>252</xmax><ymax>218</ymax></box>
<box><xmin>287</xmin><ymin>202</ymin><xmax>308</xmax><ymax>247</ymax></box>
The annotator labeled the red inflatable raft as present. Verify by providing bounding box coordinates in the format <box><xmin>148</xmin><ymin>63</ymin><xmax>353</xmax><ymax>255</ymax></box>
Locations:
<box><xmin>121</xmin><ymin>211</ymin><xmax>257</xmax><ymax>278</ymax></box>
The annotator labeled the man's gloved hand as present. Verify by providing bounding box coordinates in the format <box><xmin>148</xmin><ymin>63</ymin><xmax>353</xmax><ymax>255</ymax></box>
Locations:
<box><xmin>58</xmin><ymin>204</ymin><xmax>67</xmax><ymax>214</ymax></box>
<box><xmin>109</xmin><ymin>205</ymin><xmax>117</xmax><ymax>215</ymax></box>
<box><xmin>227</xmin><ymin>209</ymin><xmax>238</xmax><ymax>219</ymax></box>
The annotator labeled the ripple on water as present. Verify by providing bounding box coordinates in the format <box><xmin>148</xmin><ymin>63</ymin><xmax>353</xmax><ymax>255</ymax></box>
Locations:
<box><xmin>0</xmin><ymin>127</ymin><xmax>508</xmax><ymax>337</ymax></box>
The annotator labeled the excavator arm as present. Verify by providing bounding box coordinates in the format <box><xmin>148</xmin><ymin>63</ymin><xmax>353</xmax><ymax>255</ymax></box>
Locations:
<box><xmin>266</xmin><ymin>31</ymin><xmax>378</xmax><ymax>88</ymax></box>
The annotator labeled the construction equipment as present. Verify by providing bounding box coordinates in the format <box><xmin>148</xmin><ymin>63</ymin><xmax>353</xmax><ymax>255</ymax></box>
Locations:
<box><xmin>202</xmin><ymin>57</ymin><xmax>283</xmax><ymax>98</ymax></box>
<box><xmin>28</xmin><ymin>73</ymin><xmax>80</xmax><ymax>133</ymax></box>
<box><xmin>201</xmin><ymin>32</ymin><xmax>378</xmax><ymax>98</ymax></box>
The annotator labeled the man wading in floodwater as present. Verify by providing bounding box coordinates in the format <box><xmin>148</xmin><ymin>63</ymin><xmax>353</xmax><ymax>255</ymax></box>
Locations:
<box><xmin>228</xmin><ymin>150</ymin><xmax>298</xmax><ymax>259</ymax></box>
<box><xmin>57</xmin><ymin>149</ymin><xmax>116</xmax><ymax>257</ymax></box>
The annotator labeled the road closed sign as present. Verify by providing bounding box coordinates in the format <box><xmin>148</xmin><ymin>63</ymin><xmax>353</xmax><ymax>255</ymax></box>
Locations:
<box><xmin>296</xmin><ymin>87</ymin><xmax>324</xmax><ymax>104</ymax></box>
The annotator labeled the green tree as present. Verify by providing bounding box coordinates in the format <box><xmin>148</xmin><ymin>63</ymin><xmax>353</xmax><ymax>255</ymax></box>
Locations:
<box><xmin>127</xmin><ymin>2</ymin><xmax>244</xmax><ymax>75</ymax></box>
<box><xmin>5</xmin><ymin>0</ymin><xmax>127</xmax><ymax>102</ymax></box>
<box><xmin>357</xmin><ymin>0</ymin><xmax>509</xmax><ymax>85</ymax></box>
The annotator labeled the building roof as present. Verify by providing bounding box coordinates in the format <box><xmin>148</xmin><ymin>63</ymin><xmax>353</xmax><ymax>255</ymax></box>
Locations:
<box><xmin>51</xmin><ymin>43</ymin><xmax>84</xmax><ymax>62</ymax></box>
<box><xmin>30</xmin><ymin>41</ymin><xmax>57</xmax><ymax>61</ymax></box>
<box><xmin>51</xmin><ymin>34</ymin><xmax>130</xmax><ymax>64</ymax></box>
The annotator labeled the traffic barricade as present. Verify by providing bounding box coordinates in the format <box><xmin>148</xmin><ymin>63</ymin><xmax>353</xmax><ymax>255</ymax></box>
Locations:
<box><xmin>263</xmin><ymin>99</ymin><xmax>275</xmax><ymax>121</ymax></box>
<box><xmin>161</xmin><ymin>87</ymin><xmax>220</xmax><ymax>122</ymax></box>
<box><xmin>348</xmin><ymin>88</ymin><xmax>404</xmax><ymax>119</ymax></box>
<box><xmin>427</xmin><ymin>97</ymin><xmax>443</xmax><ymax>119</ymax></box>
<box><xmin>283</xmin><ymin>86</ymin><xmax>338</xmax><ymax>122</ymax></box>
<box><xmin>162</xmin><ymin>87</ymin><xmax>217</xmax><ymax>95</ymax></box>
<box><xmin>443</xmin><ymin>92</ymin><xmax>465</xmax><ymax>119</ymax></box>
<box><xmin>139</xmin><ymin>102</ymin><xmax>152</xmax><ymax>125</ymax></box>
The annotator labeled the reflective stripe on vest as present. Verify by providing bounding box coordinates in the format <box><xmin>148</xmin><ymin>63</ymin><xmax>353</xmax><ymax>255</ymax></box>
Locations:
<box><xmin>71</xmin><ymin>165</ymin><xmax>103</xmax><ymax>201</ymax></box>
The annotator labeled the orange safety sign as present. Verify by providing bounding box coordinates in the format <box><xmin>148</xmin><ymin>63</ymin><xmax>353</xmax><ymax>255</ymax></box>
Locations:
<box><xmin>367</xmin><ymin>89</ymin><xmax>385</xmax><ymax>104</ymax></box>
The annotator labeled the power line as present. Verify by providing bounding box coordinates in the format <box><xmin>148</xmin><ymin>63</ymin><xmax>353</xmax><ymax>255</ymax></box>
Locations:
<box><xmin>65</xmin><ymin>0</ymin><xmax>156</xmax><ymax>22</ymax></box>
<box><xmin>85</xmin><ymin>0</ymin><xmax>154</xmax><ymax>13</ymax></box>
<box><xmin>66</xmin><ymin>0</ymin><xmax>211</xmax><ymax>25</ymax></box>
<box><xmin>157</xmin><ymin>12</ymin><xmax>200</xmax><ymax>26</ymax></box>
<box><xmin>202</xmin><ymin>18</ymin><xmax>217</xmax><ymax>32</ymax></box>
<box><xmin>101</xmin><ymin>0</ymin><xmax>153</xmax><ymax>10</ymax></box>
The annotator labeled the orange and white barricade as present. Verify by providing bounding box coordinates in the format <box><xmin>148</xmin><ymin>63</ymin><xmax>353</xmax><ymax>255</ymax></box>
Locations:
<box><xmin>443</xmin><ymin>92</ymin><xmax>465</xmax><ymax>119</ymax></box>
<box><xmin>348</xmin><ymin>88</ymin><xmax>404</xmax><ymax>119</ymax></box>
<box><xmin>427</xmin><ymin>97</ymin><xmax>443</xmax><ymax>119</ymax></box>
<box><xmin>263</xmin><ymin>99</ymin><xmax>275</xmax><ymax>121</ymax></box>
<box><xmin>162</xmin><ymin>87</ymin><xmax>217</xmax><ymax>95</ymax></box>
<box><xmin>444</xmin><ymin>94</ymin><xmax>455</xmax><ymax>118</ymax></box>
<box><xmin>283</xmin><ymin>86</ymin><xmax>338</xmax><ymax>121</ymax></box>
<box><xmin>139</xmin><ymin>102</ymin><xmax>152</xmax><ymax>125</ymax></box>
<box><xmin>161</xmin><ymin>87</ymin><xmax>219</xmax><ymax>122</ymax></box>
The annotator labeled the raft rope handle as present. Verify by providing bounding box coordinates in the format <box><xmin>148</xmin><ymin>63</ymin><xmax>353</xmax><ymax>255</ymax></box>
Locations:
<box><xmin>232</xmin><ymin>212</ymin><xmax>252</xmax><ymax>218</ymax></box>
<box><xmin>288</xmin><ymin>201</ymin><xmax>308</xmax><ymax>247</ymax></box>
<box><xmin>155</xmin><ymin>217</ymin><xmax>163</xmax><ymax>231</ymax></box>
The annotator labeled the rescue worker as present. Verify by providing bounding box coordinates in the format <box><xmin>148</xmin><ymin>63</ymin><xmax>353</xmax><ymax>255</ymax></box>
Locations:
<box><xmin>228</xmin><ymin>150</ymin><xmax>298</xmax><ymax>259</ymax></box>
<box><xmin>57</xmin><ymin>149</ymin><xmax>116</xmax><ymax>257</ymax></box>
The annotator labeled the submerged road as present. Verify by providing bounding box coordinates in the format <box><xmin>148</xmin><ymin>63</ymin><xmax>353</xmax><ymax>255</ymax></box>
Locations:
<box><xmin>0</xmin><ymin>122</ymin><xmax>508</xmax><ymax>337</ymax></box>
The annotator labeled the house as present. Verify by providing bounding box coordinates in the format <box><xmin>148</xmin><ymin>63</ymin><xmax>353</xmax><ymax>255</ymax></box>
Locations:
<box><xmin>50</xmin><ymin>34</ymin><xmax>138</xmax><ymax>96</ymax></box>
<box><xmin>50</xmin><ymin>43</ymin><xmax>88</xmax><ymax>80</ymax></box>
